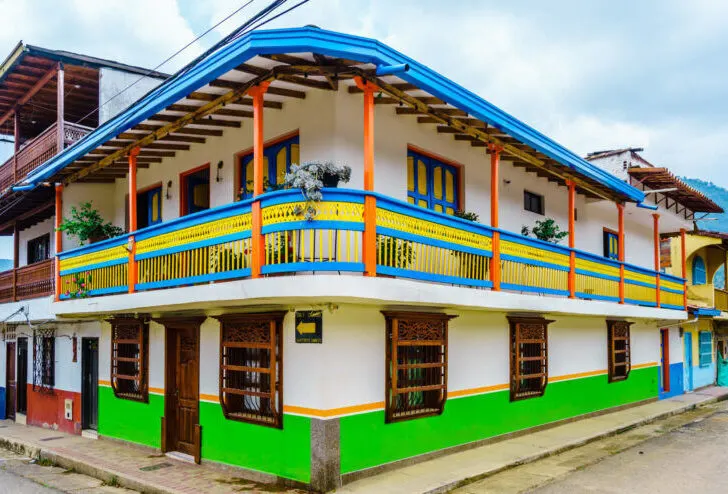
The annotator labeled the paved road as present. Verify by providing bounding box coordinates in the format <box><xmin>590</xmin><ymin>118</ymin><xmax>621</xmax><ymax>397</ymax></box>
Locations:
<box><xmin>532</xmin><ymin>405</ymin><xmax>728</xmax><ymax>494</ymax></box>
<box><xmin>0</xmin><ymin>449</ymin><xmax>59</xmax><ymax>493</ymax></box>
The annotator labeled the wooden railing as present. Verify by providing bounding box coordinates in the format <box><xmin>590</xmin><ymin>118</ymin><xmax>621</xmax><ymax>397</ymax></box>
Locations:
<box><xmin>0</xmin><ymin>121</ymin><xmax>92</xmax><ymax>191</ymax></box>
<box><xmin>0</xmin><ymin>259</ymin><xmax>55</xmax><ymax>303</ymax></box>
<box><xmin>56</xmin><ymin>189</ymin><xmax>686</xmax><ymax>310</ymax></box>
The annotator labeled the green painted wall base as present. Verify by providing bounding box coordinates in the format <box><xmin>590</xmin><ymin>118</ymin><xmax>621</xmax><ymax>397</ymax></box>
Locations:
<box><xmin>340</xmin><ymin>366</ymin><xmax>658</xmax><ymax>474</ymax></box>
<box><xmin>98</xmin><ymin>386</ymin><xmax>164</xmax><ymax>448</ymax></box>
<box><xmin>200</xmin><ymin>401</ymin><xmax>311</xmax><ymax>483</ymax></box>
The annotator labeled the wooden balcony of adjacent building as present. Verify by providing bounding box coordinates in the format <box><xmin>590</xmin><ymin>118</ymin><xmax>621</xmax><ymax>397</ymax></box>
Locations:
<box><xmin>0</xmin><ymin>121</ymin><xmax>91</xmax><ymax>192</ymax></box>
<box><xmin>0</xmin><ymin>258</ymin><xmax>54</xmax><ymax>302</ymax></box>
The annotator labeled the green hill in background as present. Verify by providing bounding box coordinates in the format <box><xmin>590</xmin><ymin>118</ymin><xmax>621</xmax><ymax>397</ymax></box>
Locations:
<box><xmin>681</xmin><ymin>177</ymin><xmax>727</xmax><ymax>288</ymax></box>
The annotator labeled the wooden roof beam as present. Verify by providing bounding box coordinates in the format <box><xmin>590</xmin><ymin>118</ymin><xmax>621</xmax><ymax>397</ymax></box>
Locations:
<box><xmin>63</xmin><ymin>68</ymin><xmax>277</xmax><ymax>184</ymax></box>
<box><xmin>132</xmin><ymin>123</ymin><xmax>222</xmax><ymax>137</ymax></box>
<box><xmin>166</xmin><ymin>103</ymin><xmax>252</xmax><ymax>119</ymax></box>
<box><xmin>208</xmin><ymin>79</ymin><xmax>305</xmax><ymax>99</ymax></box>
<box><xmin>0</xmin><ymin>64</ymin><xmax>58</xmax><ymax>128</ymax></box>
<box><xmin>117</xmin><ymin>132</ymin><xmax>205</xmax><ymax>144</ymax></box>
<box><xmin>186</xmin><ymin>92</ymin><xmax>283</xmax><ymax>109</ymax></box>
<box><xmin>149</xmin><ymin>113</ymin><xmax>241</xmax><ymax>128</ymax></box>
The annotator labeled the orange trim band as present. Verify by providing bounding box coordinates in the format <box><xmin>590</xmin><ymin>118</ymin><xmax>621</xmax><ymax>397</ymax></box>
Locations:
<box><xmin>284</xmin><ymin>401</ymin><xmax>386</xmax><ymax>418</ymax></box>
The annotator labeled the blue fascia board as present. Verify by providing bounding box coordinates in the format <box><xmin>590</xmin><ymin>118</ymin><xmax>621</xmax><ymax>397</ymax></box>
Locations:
<box><xmin>21</xmin><ymin>27</ymin><xmax>644</xmax><ymax>202</ymax></box>
<box><xmin>691</xmin><ymin>307</ymin><xmax>721</xmax><ymax>317</ymax></box>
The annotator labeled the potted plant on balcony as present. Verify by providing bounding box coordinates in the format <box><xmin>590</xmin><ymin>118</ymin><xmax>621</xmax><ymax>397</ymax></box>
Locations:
<box><xmin>521</xmin><ymin>218</ymin><xmax>568</xmax><ymax>244</ymax></box>
<box><xmin>57</xmin><ymin>202</ymin><xmax>124</xmax><ymax>246</ymax></box>
<box><xmin>64</xmin><ymin>272</ymin><xmax>91</xmax><ymax>299</ymax></box>
<box><xmin>284</xmin><ymin>161</ymin><xmax>352</xmax><ymax>220</ymax></box>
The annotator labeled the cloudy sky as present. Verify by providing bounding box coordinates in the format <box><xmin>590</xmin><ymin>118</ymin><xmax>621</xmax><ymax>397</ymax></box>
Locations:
<box><xmin>1</xmin><ymin>0</ymin><xmax>726</xmax><ymax>183</ymax></box>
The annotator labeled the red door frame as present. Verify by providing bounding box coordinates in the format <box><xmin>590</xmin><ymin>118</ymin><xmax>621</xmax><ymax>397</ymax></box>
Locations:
<box><xmin>660</xmin><ymin>328</ymin><xmax>670</xmax><ymax>392</ymax></box>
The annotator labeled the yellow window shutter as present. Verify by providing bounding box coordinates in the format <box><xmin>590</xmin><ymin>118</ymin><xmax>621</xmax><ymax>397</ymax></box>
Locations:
<box><xmin>445</xmin><ymin>169</ymin><xmax>454</xmax><ymax>203</ymax></box>
<box><xmin>291</xmin><ymin>143</ymin><xmax>300</xmax><ymax>166</ymax></box>
<box><xmin>407</xmin><ymin>156</ymin><xmax>414</xmax><ymax>192</ymax></box>
<box><xmin>417</xmin><ymin>159</ymin><xmax>428</xmax><ymax>195</ymax></box>
<box><xmin>433</xmin><ymin>166</ymin><xmax>442</xmax><ymax>200</ymax></box>
<box><xmin>276</xmin><ymin>147</ymin><xmax>287</xmax><ymax>183</ymax></box>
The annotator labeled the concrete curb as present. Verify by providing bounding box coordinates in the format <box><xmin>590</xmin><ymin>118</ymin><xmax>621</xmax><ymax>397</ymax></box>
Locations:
<box><xmin>434</xmin><ymin>392</ymin><xmax>728</xmax><ymax>494</ymax></box>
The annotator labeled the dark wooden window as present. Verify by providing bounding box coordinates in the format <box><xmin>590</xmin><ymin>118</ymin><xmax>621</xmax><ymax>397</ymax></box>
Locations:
<box><xmin>523</xmin><ymin>190</ymin><xmax>544</xmax><ymax>215</ymax></box>
<box><xmin>607</xmin><ymin>320</ymin><xmax>632</xmax><ymax>382</ymax></box>
<box><xmin>383</xmin><ymin>311</ymin><xmax>455</xmax><ymax>423</ymax></box>
<box><xmin>110</xmin><ymin>319</ymin><xmax>149</xmax><ymax>402</ymax></box>
<box><xmin>32</xmin><ymin>328</ymin><xmax>55</xmax><ymax>393</ymax></box>
<box><xmin>27</xmin><ymin>233</ymin><xmax>50</xmax><ymax>265</ymax></box>
<box><xmin>509</xmin><ymin>316</ymin><xmax>551</xmax><ymax>401</ymax></box>
<box><xmin>217</xmin><ymin>312</ymin><xmax>285</xmax><ymax>428</ymax></box>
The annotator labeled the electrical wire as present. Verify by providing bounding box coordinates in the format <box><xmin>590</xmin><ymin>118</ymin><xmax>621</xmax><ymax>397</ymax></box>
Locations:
<box><xmin>73</xmin><ymin>0</ymin><xmax>258</xmax><ymax>126</ymax></box>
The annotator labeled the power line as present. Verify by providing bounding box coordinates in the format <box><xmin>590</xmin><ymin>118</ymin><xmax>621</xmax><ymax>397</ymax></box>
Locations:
<box><xmin>74</xmin><ymin>0</ymin><xmax>258</xmax><ymax>126</ymax></box>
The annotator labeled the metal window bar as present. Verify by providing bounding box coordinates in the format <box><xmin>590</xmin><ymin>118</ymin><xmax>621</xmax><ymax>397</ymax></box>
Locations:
<box><xmin>32</xmin><ymin>327</ymin><xmax>55</xmax><ymax>394</ymax></box>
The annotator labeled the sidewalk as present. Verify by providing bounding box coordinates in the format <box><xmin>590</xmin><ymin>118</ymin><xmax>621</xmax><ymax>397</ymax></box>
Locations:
<box><xmin>0</xmin><ymin>387</ymin><xmax>726</xmax><ymax>494</ymax></box>
<box><xmin>338</xmin><ymin>386</ymin><xmax>728</xmax><ymax>494</ymax></box>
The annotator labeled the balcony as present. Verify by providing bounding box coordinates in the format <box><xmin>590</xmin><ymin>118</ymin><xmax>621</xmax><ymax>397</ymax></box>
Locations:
<box><xmin>0</xmin><ymin>121</ymin><xmax>92</xmax><ymax>191</ymax></box>
<box><xmin>0</xmin><ymin>258</ymin><xmax>55</xmax><ymax>302</ymax></box>
<box><xmin>56</xmin><ymin>189</ymin><xmax>685</xmax><ymax>310</ymax></box>
<box><xmin>715</xmin><ymin>288</ymin><xmax>728</xmax><ymax>312</ymax></box>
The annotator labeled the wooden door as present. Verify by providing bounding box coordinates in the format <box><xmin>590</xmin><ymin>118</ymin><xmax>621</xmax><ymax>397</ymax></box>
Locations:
<box><xmin>5</xmin><ymin>342</ymin><xmax>16</xmax><ymax>420</ymax></box>
<box><xmin>164</xmin><ymin>322</ymin><xmax>200</xmax><ymax>457</ymax></box>
<box><xmin>16</xmin><ymin>338</ymin><xmax>27</xmax><ymax>414</ymax></box>
<box><xmin>82</xmin><ymin>338</ymin><xmax>99</xmax><ymax>430</ymax></box>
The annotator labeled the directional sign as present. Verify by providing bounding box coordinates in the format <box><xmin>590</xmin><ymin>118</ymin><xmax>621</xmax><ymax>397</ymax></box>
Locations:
<box><xmin>295</xmin><ymin>310</ymin><xmax>323</xmax><ymax>343</ymax></box>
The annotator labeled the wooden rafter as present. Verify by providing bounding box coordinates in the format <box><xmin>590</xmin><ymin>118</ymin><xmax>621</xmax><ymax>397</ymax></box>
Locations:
<box><xmin>63</xmin><ymin>68</ymin><xmax>279</xmax><ymax>184</ymax></box>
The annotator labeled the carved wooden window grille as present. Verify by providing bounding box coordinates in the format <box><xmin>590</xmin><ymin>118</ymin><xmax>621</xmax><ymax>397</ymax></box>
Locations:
<box><xmin>608</xmin><ymin>320</ymin><xmax>632</xmax><ymax>382</ymax></box>
<box><xmin>32</xmin><ymin>327</ymin><xmax>55</xmax><ymax>393</ymax></box>
<box><xmin>509</xmin><ymin>316</ymin><xmax>552</xmax><ymax>401</ymax></box>
<box><xmin>110</xmin><ymin>319</ymin><xmax>149</xmax><ymax>402</ymax></box>
<box><xmin>217</xmin><ymin>312</ymin><xmax>285</xmax><ymax>428</ymax></box>
<box><xmin>383</xmin><ymin>311</ymin><xmax>455</xmax><ymax>423</ymax></box>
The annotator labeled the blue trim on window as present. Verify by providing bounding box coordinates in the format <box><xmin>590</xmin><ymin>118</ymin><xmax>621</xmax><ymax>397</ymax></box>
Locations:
<box><xmin>240</xmin><ymin>135</ymin><xmax>299</xmax><ymax>199</ymax></box>
<box><xmin>699</xmin><ymin>330</ymin><xmax>712</xmax><ymax>367</ymax></box>
<box><xmin>145</xmin><ymin>186</ymin><xmax>163</xmax><ymax>226</ymax></box>
<box><xmin>406</xmin><ymin>148</ymin><xmax>459</xmax><ymax>213</ymax></box>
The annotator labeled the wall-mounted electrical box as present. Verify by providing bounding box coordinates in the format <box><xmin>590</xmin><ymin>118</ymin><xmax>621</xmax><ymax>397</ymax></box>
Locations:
<box><xmin>64</xmin><ymin>399</ymin><xmax>73</xmax><ymax>420</ymax></box>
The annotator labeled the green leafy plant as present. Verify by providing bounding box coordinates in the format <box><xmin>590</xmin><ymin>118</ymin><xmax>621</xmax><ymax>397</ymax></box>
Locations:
<box><xmin>57</xmin><ymin>202</ymin><xmax>123</xmax><ymax>245</ymax></box>
<box><xmin>65</xmin><ymin>272</ymin><xmax>91</xmax><ymax>299</ymax></box>
<box><xmin>521</xmin><ymin>218</ymin><xmax>569</xmax><ymax>244</ymax></box>
<box><xmin>376</xmin><ymin>235</ymin><xmax>415</xmax><ymax>269</ymax></box>
<box><xmin>240</xmin><ymin>177</ymin><xmax>285</xmax><ymax>200</ymax></box>
<box><xmin>454</xmin><ymin>210</ymin><xmax>480</xmax><ymax>222</ymax></box>
<box><xmin>285</xmin><ymin>161</ymin><xmax>352</xmax><ymax>220</ymax></box>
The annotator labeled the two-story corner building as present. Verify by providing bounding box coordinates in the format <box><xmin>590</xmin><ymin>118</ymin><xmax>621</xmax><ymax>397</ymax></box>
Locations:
<box><xmin>1</xmin><ymin>27</ymin><xmax>693</xmax><ymax>491</ymax></box>
<box><xmin>0</xmin><ymin>43</ymin><xmax>166</xmax><ymax>430</ymax></box>
<box><xmin>587</xmin><ymin>148</ymin><xmax>724</xmax><ymax>397</ymax></box>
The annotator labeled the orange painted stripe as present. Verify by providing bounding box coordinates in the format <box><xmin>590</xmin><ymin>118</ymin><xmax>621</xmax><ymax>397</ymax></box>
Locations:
<box><xmin>284</xmin><ymin>402</ymin><xmax>386</xmax><ymax>418</ymax></box>
<box><xmin>549</xmin><ymin>369</ymin><xmax>606</xmax><ymax>382</ymax></box>
<box><xmin>98</xmin><ymin>380</ymin><xmax>164</xmax><ymax>396</ymax></box>
<box><xmin>200</xmin><ymin>393</ymin><xmax>219</xmax><ymax>403</ymax></box>
<box><xmin>448</xmin><ymin>383</ymin><xmax>509</xmax><ymax>398</ymax></box>
<box><xmin>99</xmin><ymin>379</ymin><xmax>110</xmax><ymax>387</ymax></box>
<box><xmin>633</xmin><ymin>361</ymin><xmax>658</xmax><ymax>370</ymax></box>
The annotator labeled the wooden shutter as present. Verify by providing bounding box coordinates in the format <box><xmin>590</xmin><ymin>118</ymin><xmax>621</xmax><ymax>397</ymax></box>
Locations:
<box><xmin>110</xmin><ymin>318</ymin><xmax>148</xmax><ymax>402</ymax></box>
<box><xmin>383</xmin><ymin>311</ymin><xmax>456</xmax><ymax>423</ymax></box>
<box><xmin>607</xmin><ymin>320</ymin><xmax>632</xmax><ymax>382</ymax></box>
<box><xmin>509</xmin><ymin>316</ymin><xmax>551</xmax><ymax>401</ymax></box>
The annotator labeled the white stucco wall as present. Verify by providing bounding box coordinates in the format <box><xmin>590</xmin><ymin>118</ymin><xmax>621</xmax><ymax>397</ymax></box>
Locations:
<box><xmin>98</xmin><ymin>68</ymin><xmax>164</xmax><ymax>125</ymax></box>
<box><xmin>61</xmin><ymin>87</ymin><xmax>671</xmax><ymax>274</ymax></box>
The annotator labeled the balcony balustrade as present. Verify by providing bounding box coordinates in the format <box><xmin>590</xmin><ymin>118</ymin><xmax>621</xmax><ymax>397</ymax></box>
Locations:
<box><xmin>0</xmin><ymin>121</ymin><xmax>92</xmax><ymax>191</ymax></box>
<box><xmin>0</xmin><ymin>258</ymin><xmax>55</xmax><ymax>302</ymax></box>
<box><xmin>56</xmin><ymin>189</ymin><xmax>685</xmax><ymax>310</ymax></box>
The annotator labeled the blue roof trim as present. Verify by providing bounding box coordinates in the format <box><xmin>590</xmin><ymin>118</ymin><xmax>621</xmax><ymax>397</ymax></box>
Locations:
<box><xmin>691</xmin><ymin>307</ymin><xmax>721</xmax><ymax>317</ymax></box>
<box><xmin>20</xmin><ymin>27</ymin><xmax>644</xmax><ymax>202</ymax></box>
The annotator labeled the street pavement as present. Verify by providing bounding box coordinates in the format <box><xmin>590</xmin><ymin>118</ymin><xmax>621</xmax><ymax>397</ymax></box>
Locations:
<box><xmin>457</xmin><ymin>400</ymin><xmax>728</xmax><ymax>494</ymax></box>
<box><xmin>0</xmin><ymin>447</ymin><xmax>131</xmax><ymax>494</ymax></box>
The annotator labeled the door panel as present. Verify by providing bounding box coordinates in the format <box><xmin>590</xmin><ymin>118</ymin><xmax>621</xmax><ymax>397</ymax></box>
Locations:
<box><xmin>16</xmin><ymin>338</ymin><xmax>27</xmax><ymax>414</ymax></box>
<box><xmin>82</xmin><ymin>338</ymin><xmax>99</xmax><ymax>430</ymax></box>
<box><xmin>164</xmin><ymin>323</ymin><xmax>200</xmax><ymax>457</ymax></box>
<box><xmin>5</xmin><ymin>342</ymin><xmax>15</xmax><ymax>420</ymax></box>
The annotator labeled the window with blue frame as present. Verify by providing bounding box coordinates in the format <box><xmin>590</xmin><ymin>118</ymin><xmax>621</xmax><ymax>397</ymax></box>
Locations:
<box><xmin>603</xmin><ymin>230</ymin><xmax>619</xmax><ymax>260</ymax></box>
<box><xmin>692</xmin><ymin>255</ymin><xmax>707</xmax><ymax>285</ymax></box>
<box><xmin>699</xmin><ymin>331</ymin><xmax>712</xmax><ymax>367</ymax></box>
<box><xmin>406</xmin><ymin>149</ymin><xmax>460</xmax><ymax>215</ymax></box>
<box><xmin>239</xmin><ymin>134</ymin><xmax>300</xmax><ymax>199</ymax></box>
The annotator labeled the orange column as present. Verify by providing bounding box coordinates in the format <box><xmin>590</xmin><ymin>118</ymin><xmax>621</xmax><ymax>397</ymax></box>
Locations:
<box><xmin>653</xmin><ymin>213</ymin><xmax>661</xmax><ymax>307</ymax></box>
<box><xmin>354</xmin><ymin>76</ymin><xmax>378</xmax><ymax>276</ymax></box>
<box><xmin>250</xmin><ymin>82</ymin><xmax>270</xmax><ymax>278</ymax></box>
<box><xmin>617</xmin><ymin>203</ymin><xmax>625</xmax><ymax>304</ymax></box>
<box><xmin>567</xmin><ymin>180</ymin><xmax>576</xmax><ymax>298</ymax></box>
<box><xmin>680</xmin><ymin>228</ymin><xmax>688</xmax><ymax>310</ymax></box>
<box><xmin>54</xmin><ymin>184</ymin><xmax>63</xmax><ymax>301</ymax></box>
<box><xmin>489</xmin><ymin>145</ymin><xmax>502</xmax><ymax>290</ymax></box>
<box><xmin>127</xmin><ymin>147</ymin><xmax>139</xmax><ymax>294</ymax></box>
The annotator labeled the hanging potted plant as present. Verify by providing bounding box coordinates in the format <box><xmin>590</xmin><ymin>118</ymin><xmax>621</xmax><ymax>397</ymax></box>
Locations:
<box><xmin>284</xmin><ymin>161</ymin><xmax>352</xmax><ymax>220</ymax></box>
<box><xmin>57</xmin><ymin>202</ymin><xmax>124</xmax><ymax>246</ymax></box>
